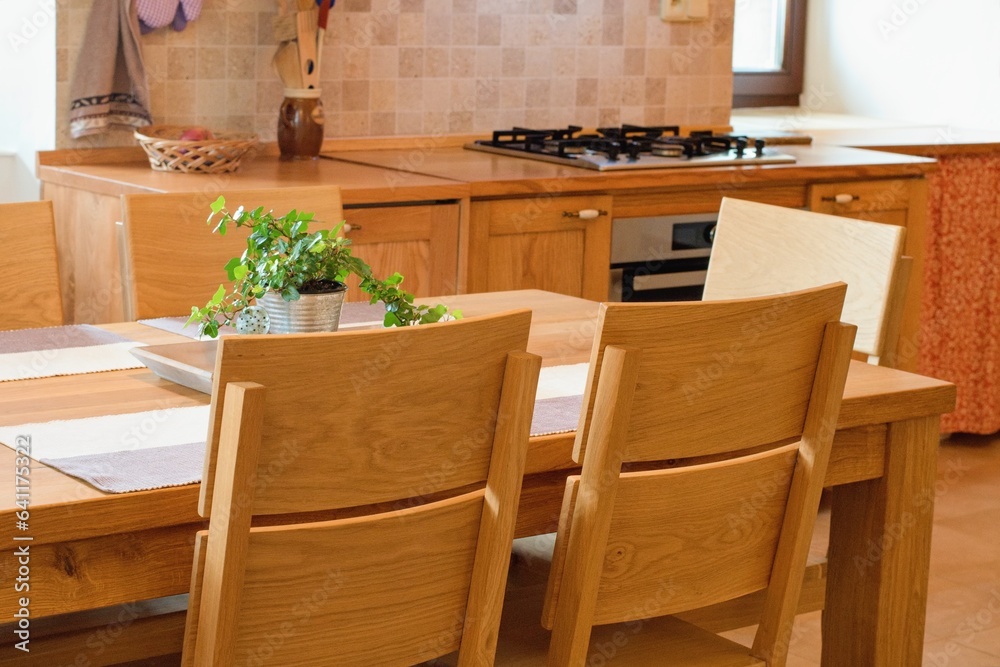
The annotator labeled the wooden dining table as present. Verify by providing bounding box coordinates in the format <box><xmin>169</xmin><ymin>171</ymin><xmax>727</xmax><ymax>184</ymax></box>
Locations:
<box><xmin>0</xmin><ymin>290</ymin><xmax>955</xmax><ymax>666</ymax></box>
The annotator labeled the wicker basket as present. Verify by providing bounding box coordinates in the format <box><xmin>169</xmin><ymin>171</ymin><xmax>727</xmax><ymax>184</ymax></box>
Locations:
<box><xmin>134</xmin><ymin>125</ymin><xmax>259</xmax><ymax>174</ymax></box>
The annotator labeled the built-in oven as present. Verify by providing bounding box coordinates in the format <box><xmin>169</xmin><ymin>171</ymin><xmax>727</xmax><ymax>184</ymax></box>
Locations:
<box><xmin>609</xmin><ymin>213</ymin><xmax>717</xmax><ymax>302</ymax></box>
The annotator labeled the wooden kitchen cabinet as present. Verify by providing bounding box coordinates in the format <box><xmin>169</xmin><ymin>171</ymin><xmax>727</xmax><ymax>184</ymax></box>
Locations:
<box><xmin>340</xmin><ymin>202</ymin><xmax>461</xmax><ymax>301</ymax></box>
<box><xmin>809</xmin><ymin>178</ymin><xmax>929</xmax><ymax>370</ymax></box>
<box><xmin>467</xmin><ymin>195</ymin><xmax>613</xmax><ymax>301</ymax></box>
<box><xmin>36</xmin><ymin>148</ymin><xmax>470</xmax><ymax>324</ymax></box>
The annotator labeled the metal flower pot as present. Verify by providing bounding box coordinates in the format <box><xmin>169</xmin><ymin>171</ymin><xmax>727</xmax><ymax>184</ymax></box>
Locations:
<box><xmin>257</xmin><ymin>284</ymin><xmax>347</xmax><ymax>334</ymax></box>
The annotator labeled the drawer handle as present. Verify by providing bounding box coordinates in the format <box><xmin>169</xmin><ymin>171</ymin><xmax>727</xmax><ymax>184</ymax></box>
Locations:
<box><xmin>343</xmin><ymin>223</ymin><xmax>362</xmax><ymax>232</ymax></box>
<box><xmin>563</xmin><ymin>209</ymin><xmax>608</xmax><ymax>220</ymax></box>
<box><xmin>822</xmin><ymin>193</ymin><xmax>859</xmax><ymax>204</ymax></box>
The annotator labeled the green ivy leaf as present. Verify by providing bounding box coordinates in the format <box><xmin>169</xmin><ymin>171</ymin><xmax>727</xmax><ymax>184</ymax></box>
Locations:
<box><xmin>209</xmin><ymin>284</ymin><xmax>226</xmax><ymax>306</ymax></box>
<box><xmin>210</xmin><ymin>195</ymin><xmax>226</xmax><ymax>214</ymax></box>
<box><xmin>223</xmin><ymin>257</ymin><xmax>242</xmax><ymax>281</ymax></box>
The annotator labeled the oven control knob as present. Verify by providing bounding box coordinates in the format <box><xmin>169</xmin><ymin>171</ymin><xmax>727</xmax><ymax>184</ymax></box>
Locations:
<box><xmin>705</xmin><ymin>224</ymin><xmax>717</xmax><ymax>244</ymax></box>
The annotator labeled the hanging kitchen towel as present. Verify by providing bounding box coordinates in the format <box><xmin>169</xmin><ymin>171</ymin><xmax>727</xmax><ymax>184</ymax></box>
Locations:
<box><xmin>136</xmin><ymin>0</ymin><xmax>202</xmax><ymax>32</ymax></box>
<box><xmin>69</xmin><ymin>0</ymin><xmax>152</xmax><ymax>139</ymax></box>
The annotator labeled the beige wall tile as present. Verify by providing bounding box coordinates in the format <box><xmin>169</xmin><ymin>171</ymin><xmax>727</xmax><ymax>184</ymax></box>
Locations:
<box><xmin>56</xmin><ymin>0</ymin><xmax>733</xmax><ymax>145</ymax></box>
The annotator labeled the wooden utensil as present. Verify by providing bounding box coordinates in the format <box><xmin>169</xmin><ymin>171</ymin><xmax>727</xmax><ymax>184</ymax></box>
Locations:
<box><xmin>296</xmin><ymin>8</ymin><xmax>319</xmax><ymax>88</ymax></box>
<box><xmin>273</xmin><ymin>40</ymin><xmax>303</xmax><ymax>89</ymax></box>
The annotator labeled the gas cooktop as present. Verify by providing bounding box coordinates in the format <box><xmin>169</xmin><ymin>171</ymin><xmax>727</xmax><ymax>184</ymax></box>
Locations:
<box><xmin>465</xmin><ymin>125</ymin><xmax>797</xmax><ymax>171</ymax></box>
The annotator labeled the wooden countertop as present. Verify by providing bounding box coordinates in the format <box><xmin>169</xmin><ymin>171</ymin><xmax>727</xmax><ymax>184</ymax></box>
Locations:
<box><xmin>807</xmin><ymin>126</ymin><xmax>1000</xmax><ymax>156</ymax></box>
<box><xmin>324</xmin><ymin>144</ymin><xmax>937</xmax><ymax>198</ymax></box>
<box><xmin>39</xmin><ymin>140</ymin><xmax>937</xmax><ymax>204</ymax></box>
<box><xmin>37</xmin><ymin>151</ymin><xmax>470</xmax><ymax>206</ymax></box>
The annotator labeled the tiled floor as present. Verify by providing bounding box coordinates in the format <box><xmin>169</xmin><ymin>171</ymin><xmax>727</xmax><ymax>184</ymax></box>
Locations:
<box><xmin>722</xmin><ymin>432</ymin><xmax>1000</xmax><ymax>666</ymax></box>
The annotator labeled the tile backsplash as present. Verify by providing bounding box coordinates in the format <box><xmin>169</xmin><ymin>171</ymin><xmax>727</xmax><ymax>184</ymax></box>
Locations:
<box><xmin>56</xmin><ymin>0</ymin><xmax>734</xmax><ymax>148</ymax></box>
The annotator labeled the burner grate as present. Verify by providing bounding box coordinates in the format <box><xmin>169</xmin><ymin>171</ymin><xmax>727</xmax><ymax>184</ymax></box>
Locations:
<box><xmin>466</xmin><ymin>124</ymin><xmax>796</xmax><ymax>171</ymax></box>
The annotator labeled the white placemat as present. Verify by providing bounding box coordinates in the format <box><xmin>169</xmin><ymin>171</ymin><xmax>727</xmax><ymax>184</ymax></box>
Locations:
<box><xmin>0</xmin><ymin>325</ymin><xmax>146</xmax><ymax>382</ymax></box>
<box><xmin>535</xmin><ymin>363</ymin><xmax>590</xmax><ymax>399</ymax></box>
<box><xmin>0</xmin><ymin>406</ymin><xmax>210</xmax><ymax>493</ymax></box>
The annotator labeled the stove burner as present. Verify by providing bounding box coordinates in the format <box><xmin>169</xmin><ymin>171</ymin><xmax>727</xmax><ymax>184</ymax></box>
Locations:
<box><xmin>466</xmin><ymin>125</ymin><xmax>795</xmax><ymax>171</ymax></box>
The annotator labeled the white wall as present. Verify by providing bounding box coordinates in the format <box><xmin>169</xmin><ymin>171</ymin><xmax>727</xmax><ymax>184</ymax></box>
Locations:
<box><xmin>804</xmin><ymin>0</ymin><xmax>1000</xmax><ymax>129</ymax></box>
<box><xmin>0</xmin><ymin>0</ymin><xmax>57</xmax><ymax>202</ymax></box>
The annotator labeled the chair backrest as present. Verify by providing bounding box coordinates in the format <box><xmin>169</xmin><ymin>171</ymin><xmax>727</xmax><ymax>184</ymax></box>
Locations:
<box><xmin>0</xmin><ymin>200</ymin><xmax>63</xmax><ymax>330</ymax></box>
<box><xmin>120</xmin><ymin>186</ymin><xmax>344</xmax><ymax>320</ymax></box>
<box><xmin>703</xmin><ymin>197</ymin><xmax>908</xmax><ymax>366</ymax></box>
<box><xmin>542</xmin><ymin>286</ymin><xmax>856</xmax><ymax>666</ymax></box>
<box><xmin>181</xmin><ymin>311</ymin><xmax>541</xmax><ymax>666</ymax></box>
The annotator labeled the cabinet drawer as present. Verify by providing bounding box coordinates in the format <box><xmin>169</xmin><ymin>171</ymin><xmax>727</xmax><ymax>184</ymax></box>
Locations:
<box><xmin>340</xmin><ymin>203</ymin><xmax>460</xmax><ymax>299</ymax></box>
<box><xmin>486</xmin><ymin>195</ymin><xmax>613</xmax><ymax>235</ymax></box>
<box><xmin>614</xmin><ymin>185</ymin><xmax>806</xmax><ymax>217</ymax></box>
<box><xmin>809</xmin><ymin>180</ymin><xmax>912</xmax><ymax>215</ymax></box>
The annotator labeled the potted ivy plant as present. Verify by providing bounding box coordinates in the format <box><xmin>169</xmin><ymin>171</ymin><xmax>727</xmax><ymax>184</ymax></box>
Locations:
<box><xmin>188</xmin><ymin>196</ymin><xmax>459</xmax><ymax>337</ymax></box>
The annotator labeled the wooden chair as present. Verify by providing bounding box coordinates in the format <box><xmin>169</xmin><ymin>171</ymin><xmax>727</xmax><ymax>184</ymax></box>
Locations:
<box><xmin>491</xmin><ymin>285</ymin><xmax>856</xmax><ymax>666</ymax></box>
<box><xmin>1</xmin><ymin>200</ymin><xmax>63</xmax><ymax>330</ymax></box>
<box><xmin>119</xmin><ymin>186</ymin><xmax>344</xmax><ymax>320</ymax></box>
<box><xmin>180</xmin><ymin>311</ymin><xmax>541</xmax><ymax>666</ymax></box>
<box><xmin>703</xmin><ymin>197</ymin><xmax>910</xmax><ymax>368</ymax></box>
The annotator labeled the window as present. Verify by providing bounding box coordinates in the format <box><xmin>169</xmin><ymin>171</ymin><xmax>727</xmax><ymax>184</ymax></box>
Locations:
<box><xmin>732</xmin><ymin>0</ymin><xmax>807</xmax><ymax>108</ymax></box>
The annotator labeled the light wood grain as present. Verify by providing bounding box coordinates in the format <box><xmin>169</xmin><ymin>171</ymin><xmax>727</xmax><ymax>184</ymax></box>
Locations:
<box><xmin>573</xmin><ymin>285</ymin><xmax>849</xmax><ymax>463</ymax></box>
<box><xmin>42</xmin><ymin>184</ymin><xmax>127</xmax><ymax>323</ymax></box>
<box><xmin>808</xmin><ymin>178</ymin><xmax>926</xmax><ymax>371</ymax></box>
<box><xmin>0</xmin><ymin>600</ymin><xmax>186</xmax><ymax>667</ymax></box>
<box><xmin>823</xmin><ymin>414</ymin><xmax>941</xmax><ymax>666</ymax></box>
<box><xmin>547</xmin><ymin>345</ymin><xmax>641</xmax><ymax>665</ymax></box>
<box><xmin>523</xmin><ymin>288</ymin><xmax>855</xmax><ymax>666</ymax></box>
<box><xmin>185</xmin><ymin>311</ymin><xmax>539</xmax><ymax>665</ymax></box>
<box><xmin>0</xmin><ymin>200</ymin><xmax>63</xmax><ymax>330</ymax></box>
<box><xmin>459</xmin><ymin>351</ymin><xmax>542</xmax><ymax>664</ymax></box>
<box><xmin>469</xmin><ymin>195</ymin><xmax>612</xmax><ymax>302</ymax></box>
<box><xmin>194</xmin><ymin>382</ymin><xmax>265</xmax><ymax>665</ymax></box>
<box><xmin>121</xmin><ymin>186</ymin><xmax>345</xmax><ymax>320</ymax></box>
<box><xmin>0</xmin><ymin>290</ymin><xmax>955</xmax><ymax>667</ymax></box>
<box><xmin>200</xmin><ymin>309</ymin><xmax>533</xmax><ymax>516</ymax></box>
<box><xmin>328</xmin><ymin>145</ymin><xmax>935</xmax><ymax>199</ymax></box>
<box><xmin>339</xmin><ymin>202</ymin><xmax>461</xmax><ymax>300</ymax></box>
<box><xmin>704</xmin><ymin>197</ymin><xmax>905</xmax><ymax>360</ymax></box>
<box><xmin>752</xmin><ymin>322</ymin><xmax>856</xmax><ymax>663</ymax></box>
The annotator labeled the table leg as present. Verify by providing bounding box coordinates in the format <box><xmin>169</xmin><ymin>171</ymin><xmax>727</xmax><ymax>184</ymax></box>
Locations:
<box><xmin>823</xmin><ymin>415</ymin><xmax>939</xmax><ymax>665</ymax></box>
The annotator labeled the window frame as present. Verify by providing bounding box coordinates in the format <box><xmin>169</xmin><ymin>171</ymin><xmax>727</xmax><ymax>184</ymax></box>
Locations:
<box><xmin>732</xmin><ymin>0</ymin><xmax>808</xmax><ymax>108</ymax></box>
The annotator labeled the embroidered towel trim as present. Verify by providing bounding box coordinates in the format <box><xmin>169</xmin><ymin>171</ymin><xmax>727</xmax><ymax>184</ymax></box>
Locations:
<box><xmin>69</xmin><ymin>0</ymin><xmax>152</xmax><ymax>138</ymax></box>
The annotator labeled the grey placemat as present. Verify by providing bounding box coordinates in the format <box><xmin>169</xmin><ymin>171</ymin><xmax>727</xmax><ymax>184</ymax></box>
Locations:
<box><xmin>42</xmin><ymin>441</ymin><xmax>206</xmax><ymax>493</ymax></box>
<box><xmin>0</xmin><ymin>324</ymin><xmax>131</xmax><ymax>354</ymax></box>
<box><xmin>530</xmin><ymin>395</ymin><xmax>583</xmax><ymax>437</ymax></box>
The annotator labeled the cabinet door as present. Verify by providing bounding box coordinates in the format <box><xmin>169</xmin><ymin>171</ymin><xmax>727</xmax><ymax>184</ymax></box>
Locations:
<box><xmin>341</xmin><ymin>203</ymin><xmax>460</xmax><ymax>301</ymax></box>
<box><xmin>809</xmin><ymin>178</ymin><xmax>929</xmax><ymax>370</ymax></box>
<box><xmin>470</xmin><ymin>195</ymin><xmax>612</xmax><ymax>301</ymax></box>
